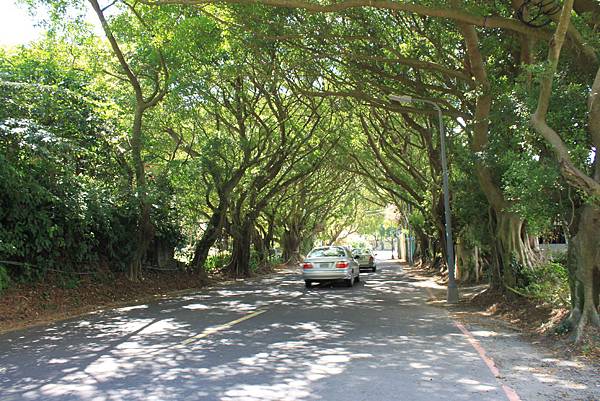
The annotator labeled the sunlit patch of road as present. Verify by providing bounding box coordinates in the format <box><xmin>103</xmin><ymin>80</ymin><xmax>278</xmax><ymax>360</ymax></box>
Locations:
<box><xmin>2</xmin><ymin>253</ymin><xmax>592</xmax><ymax>400</ymax></box>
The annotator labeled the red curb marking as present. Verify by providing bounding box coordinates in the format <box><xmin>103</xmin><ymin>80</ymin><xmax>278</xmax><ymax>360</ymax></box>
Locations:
<box><xmin>455</xmin><ymin>322</ymin><xmax>522</xmax><ymax>401</ymax></box>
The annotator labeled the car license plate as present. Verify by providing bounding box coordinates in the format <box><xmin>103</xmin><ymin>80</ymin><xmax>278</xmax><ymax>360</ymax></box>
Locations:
<box><xmin>316</xmin><ymin>262</ymin><xmax>332</xmax><ymax>269</ymax></box>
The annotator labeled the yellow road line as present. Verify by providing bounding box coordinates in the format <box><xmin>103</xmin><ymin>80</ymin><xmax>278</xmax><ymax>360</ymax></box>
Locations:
<box><xmin>181</xmin><ymin>309</ymin><xmax>267</xmax><ymax>345</ymax></box>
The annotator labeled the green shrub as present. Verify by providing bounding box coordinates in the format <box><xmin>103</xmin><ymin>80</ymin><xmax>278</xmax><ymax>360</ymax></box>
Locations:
<box><xmin>204</xmin><ymin>252</ymin><xmax>231</xmax><ymax>272</ymax></box>
<box><xmin>249</xmin><ymin>250</ymin><xmax>261</xmax><ymax>272</ymax></box>
<box><xmin>519</xmin><ymin>261</ymin><xmax>570</xmax><ymax>307</ymax></box>
<box><xmin>58</xmin><ymin>274</ymin><xmax>80</xmax><ymax>290</ymax></box>
<box><xmin>0</xmin><ymin>264</ymin><xmax>9</xmax><ymax>294</ymax></box>
<box><xmin>268</xmin><ymin>254</ymin><xmax>284</xmax><ymax>266</ymax></box>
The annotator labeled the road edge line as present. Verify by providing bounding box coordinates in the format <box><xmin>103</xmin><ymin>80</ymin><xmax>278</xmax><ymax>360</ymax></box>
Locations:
<box><xmin>454</xmin><ymin>321</ymin><xmax>522</xmax><ymax>401</ymax></box>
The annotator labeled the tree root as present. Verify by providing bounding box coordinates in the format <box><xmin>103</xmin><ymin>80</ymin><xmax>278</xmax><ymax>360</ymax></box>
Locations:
<box><xmin>561</xmin><ymin>307</ymin><xmax>600</xmax><ymax>342</ymax></box>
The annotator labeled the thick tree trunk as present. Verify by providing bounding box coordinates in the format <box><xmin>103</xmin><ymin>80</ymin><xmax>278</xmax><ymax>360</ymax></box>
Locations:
<box><xmin>128</xmin><ymin>106</ymin><xmax>153</xmax><ymax>282</ymax></box>
<box><xmin>524</xmin><ymin>0</ymin><xmax>600</xmax><ymax>341</ymax></box>
<box><xmin>263</xmin><ymin>216</ymin><xmax>275</xmax><ymax>260</ymax></box>
<box><xmin>432</xmin><ymin>196</ymin><xmax>450</xmax><ymax>272</ymax></box>
<box><xmin>89</xmin><ymin>1</ymin><xmax>167</xmax><ymax>282</ymax></box>
<box><xmin>456</xmin><ymin>241</ymin><xmax>484</xmax><ymax>284</ymax></box>
<box><xmin>564</xmin><ymin>204</ymin><xmax>600</xmax><ymax>341</ymax></box>
<box><xmin>474</xmin><ymin>246</ymin><xmax>481</xmax><ymax>282</ymax></box>
<box><xmin>459</xmin><ymin>23</ymin><xmax>539</xmax><ymax>291</ymax></box>
<box><xmin>252</xmin><ymin>226</ymin><xmax>268</xmax><ymax>265</ymax></box>
<box><xmin>425</xmin><ymin>235</ymin><xmax>441</xmax><ymax>269</ymax></box>
<box><xmin>128</xmin><ymin>203</ymin><xmax>154</xmax><ymax>282</ymax></box>
<box><xmin>455</xmin><ymin>239</ymin><xmax>467</xmax><ymax>282</ymax></box>
<box><xmin>494</xmin><ymin>212</ymin><xmax>537</xmax><ymax>287</ymax></box>
<box><xmin>431</xmin><ymin>247</ymin><xmax>443</xmax><ymax>271</ymax></box>
<box><xmin>282</xmin><ymin>227</ymin><xmax>302</xmax><ymax>263</ymax></box>
<box><xmin>413</xmin><ymin>228</ymin><xmax>431</xmax><ymax>265</ymax></box>
<box><xmin>225</xmin><ymin>220</ymin><xmax>253</xmax><ymax>277</ymax></box>
<box><xmin>191</xmin><ymin>204</ymin><xmax>226</xmax><ymax>281</ymax></box>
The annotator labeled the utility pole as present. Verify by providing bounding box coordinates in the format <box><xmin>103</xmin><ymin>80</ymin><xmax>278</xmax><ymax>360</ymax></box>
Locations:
<box><xmin>389</xmin><ymin>95</ymin><xmax>459</xmax><ymax>304</ymax></box>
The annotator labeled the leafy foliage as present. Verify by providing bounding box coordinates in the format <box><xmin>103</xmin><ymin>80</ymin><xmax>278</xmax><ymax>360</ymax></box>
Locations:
<box><xmin>2</xmin><ymin>0</ymin><xmax>597</xmax><ymax>337</ymax></box>
<box><xmin>519</xmin><ymin>260</ymin><xmax>570</xmax><ymax>307</ymax></box>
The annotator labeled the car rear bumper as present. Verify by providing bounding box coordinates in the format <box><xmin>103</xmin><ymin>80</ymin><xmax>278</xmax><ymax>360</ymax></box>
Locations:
<box><xmin>358</xmin><ymin>262</ymin><xmax>374</xmax><ymax>268</ymax></box>
<box><xmin>303</xmin><ymin>269</ymin><xmax>352</xmax><ymax>281</ymax></box>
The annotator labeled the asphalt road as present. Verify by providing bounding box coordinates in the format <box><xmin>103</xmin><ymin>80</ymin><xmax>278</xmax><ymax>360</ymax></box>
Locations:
<box><xmin>1</xmin><ymin>254</ymin><xmax>515</xmax><ymax>401</ymax></box>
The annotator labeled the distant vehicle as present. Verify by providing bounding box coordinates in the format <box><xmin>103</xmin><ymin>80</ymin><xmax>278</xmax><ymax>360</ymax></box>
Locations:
<box><xmin>302</xmin><ymin>246</ymin><xmax>360</xmax><ymax>288</ymax></box>
<box><xmin>352</xmin><ymin>248</ymin><xmax>376</xmax><ymax>272</ymax></box>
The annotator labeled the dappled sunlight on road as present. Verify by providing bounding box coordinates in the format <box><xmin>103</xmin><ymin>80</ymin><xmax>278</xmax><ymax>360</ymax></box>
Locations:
<box><xmin>218</xmin><ymin>348</ymin><xmax>370</xmax><ymax>401</ymax></box>
<box><xmin>0</xmin><ymin>261</ymin><xmax>595</xmax><ymax>400</ymax></box>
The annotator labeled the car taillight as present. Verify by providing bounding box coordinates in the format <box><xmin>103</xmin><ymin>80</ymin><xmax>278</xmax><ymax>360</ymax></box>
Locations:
<box><xmin>336</xmin><ymin>261</ymin><xmax>349</xmax><ymax>268</ymax></box>
<box><xmin>302</xmin><ymin>262</ymin><xmax>313</xmax><ymax>269</ymax></box>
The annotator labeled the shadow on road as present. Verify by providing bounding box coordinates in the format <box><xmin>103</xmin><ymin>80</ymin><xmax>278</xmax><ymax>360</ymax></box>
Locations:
<box><xmin>0</xmin><ymin>261</ymin><xmax>594</xmax><ymax>401</ymax></box>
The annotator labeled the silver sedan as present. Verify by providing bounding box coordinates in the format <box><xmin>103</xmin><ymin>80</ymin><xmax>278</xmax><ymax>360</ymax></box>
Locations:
<box><xmin>352</xmin><ymin>248</ymin><xmax>376</xmax><ymax>272</ymax></box>
<box><xmin>302</xmin><ymin>246</ymin><xmax>360</xmax><ymax>288</ymax></box>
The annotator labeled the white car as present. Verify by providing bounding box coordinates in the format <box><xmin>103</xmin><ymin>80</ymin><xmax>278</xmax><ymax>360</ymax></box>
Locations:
<box><xmin>352</xmin><ymin>248</ymin><xmax>376</xmax><ymax>272</ymax></box>
<box><xmin>302</xmin><ymin>246</ymin><xmax>360</xmax><ymax>288</ymax></box>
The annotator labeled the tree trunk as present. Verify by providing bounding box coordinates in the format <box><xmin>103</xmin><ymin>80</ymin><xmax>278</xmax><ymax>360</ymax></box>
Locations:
<box><xmin>252</xmin><ymin>226</ymin><xmax>268</xmax><ymax>265</ymax></box>
<box><xmin>456</xmin><ymin>237</ymin><xmax>474</xmax><ymax>283</ymax></box>
<box><xmin>414</xmin><ymin>228</ymin><xmax>430</xmax><ymax>265</ymax></box>
<box><xmin>492</xmin><ymin>211</ymin><xmax>537</xmax><ymax>289</ymax></box>
<box><xmin>529</xmin><ymin>234</ymin><xmax>540</xmax><ymax>253</ymax></box>
<box><xmin>128</xmin><ymin>106</ymin><xmax>153</xmax><ymax>282</ymax></box>
<box><xmin>432</xmin><ymin>195</ymin><xmax>449</xmax><ymax>271</ymax></box>
<box><xmin>128</xmin><ymin>203</ymin><xmax>154</xmax><ymax>282</ymax></box>
<box><xmin>524</xmin><ymin>0</ymin><xmax>600</xmax><ymax>341</ymax></box>
<box><xmin>459</xmin><ymin>23</ymin><xmax>539</xmax><ymax>291</ymax></box>
<box><xmin>282</xmin><ymin>227</ymin><xmax>302</xmax><ymax>263</ymax></box>
<box><xmin>564</xmin><ymin>204</ymin><xmax>600</xmax><ymax>341</ymax></box>
<box><xmin>89</xmin><ymin>0</ymin><xmax>167</xmax><ymax>282</ymax></box>
<box><xmin>225</xmin><ymin>220</ymin><xmax>253</xmax><ymax>277</ymax></box>
<box><xmin>264</xmin><ymin>216</ymin><xmax>275</xmax><ymax>259</ymax></box>
<box><xmin>456</xmin><ymin>240</ymin><xmax>484</xmax><ymax>284</ymax></box>
<box><xmin>191</xmin><ymin>203</ymin><xmax>227</xmax><ymax>281</ymax></box>
<box><xmin>474</xmin><ymin>246</ymin><xmax>481</xmax><ymax>282</ymax></box>
<box><xmin>428</xmin><ymin>236</ymin><xmax>442</xmax><ymax>270</ymax></box>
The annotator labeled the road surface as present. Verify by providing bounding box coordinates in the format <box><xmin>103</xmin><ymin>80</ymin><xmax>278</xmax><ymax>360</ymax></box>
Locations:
<box><xmin>0</xmin><ymin>255</ymin><xmax>533</xmax><ymax>400</ymax></box>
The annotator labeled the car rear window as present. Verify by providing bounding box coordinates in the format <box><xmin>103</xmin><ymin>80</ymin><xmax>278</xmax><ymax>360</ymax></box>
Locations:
<box><xmin>308</xmin><ymin>247</ymin><xmax>345</xmax><ymax>257</ymax></box>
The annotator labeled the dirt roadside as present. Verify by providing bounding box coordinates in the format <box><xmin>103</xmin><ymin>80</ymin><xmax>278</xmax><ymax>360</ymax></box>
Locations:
<box><xmin>402</xmin><ymin>265</ymin><xmax>600</xmax><ymax>401</ymax></box>
<box><xmin>0</xmin><ymin>265</ymin><xmax>279</xmax><ymax>335</ymax></box>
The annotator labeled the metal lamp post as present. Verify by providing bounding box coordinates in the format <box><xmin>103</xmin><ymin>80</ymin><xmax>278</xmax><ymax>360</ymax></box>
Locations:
<box><xmin>389</xmin><ymin>94</ymin><xmax>459</xmax><ymax>304</ymax></box>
